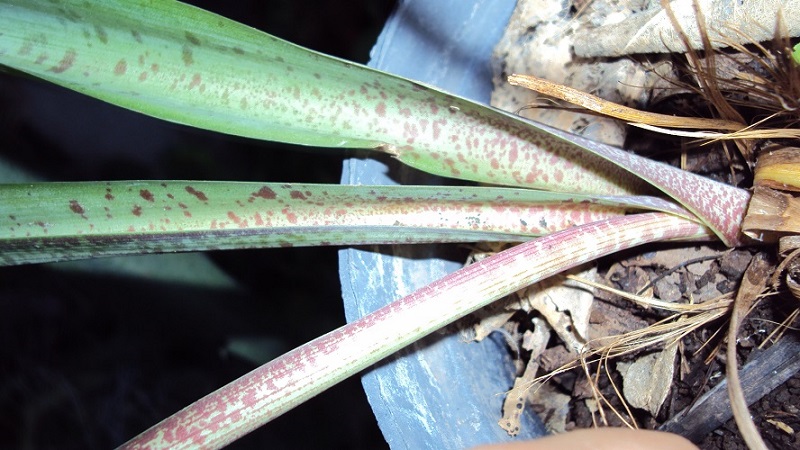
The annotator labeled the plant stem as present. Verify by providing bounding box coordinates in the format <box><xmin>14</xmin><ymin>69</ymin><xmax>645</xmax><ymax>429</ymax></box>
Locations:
<box><xmin>118</xmin><ymin>212</ymin><xmax>710</xmax><ymax>449</ymax></box>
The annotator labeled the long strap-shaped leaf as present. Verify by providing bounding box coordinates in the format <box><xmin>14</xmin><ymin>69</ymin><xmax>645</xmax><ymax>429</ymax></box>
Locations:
<box><xmin>1</xmin><ymin>181</ymin><xmax>707</xmax><ymax>265</ymax></box>
<box><xmin>118</xmin><ymin>212</ymin><xmax>708</xmax><ymax>449</ymax></box>
<box><xmin>0</xmin><ymin>0</ymin><xmax>646</xmax><ymax>196</ymax></box>
<box><xmin>531</xmin><ymin>123</ymin><xmax>752</xmax><ymax>246</ymax></box>
<box><xmin>0</xmin><ymin>0</ymin><xmax>755</xmax><ymax>244</ymax></box>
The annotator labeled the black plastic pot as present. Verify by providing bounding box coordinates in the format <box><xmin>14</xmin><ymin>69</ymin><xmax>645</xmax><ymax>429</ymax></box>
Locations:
<box><xmin>339</xmin><ymin>1</ymin><xmax>547</xmax><ymax>448</ymax></box>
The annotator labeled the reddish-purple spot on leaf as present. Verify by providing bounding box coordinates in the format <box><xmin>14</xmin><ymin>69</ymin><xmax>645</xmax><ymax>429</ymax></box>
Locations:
<box><xmin>69</xmin><ymin>200</ymin><xmax>85</xmax><ymax>215</ymax></box>
<box><xmin>140</xmin><ymin>189</ymin><xmax>154</xmax><ymax>202</ymax></box>
<box><xmin>185</xmin><ymin>186</ymin><xmax>208</xmax><ymax>202</ymax></box>
<box><xmin>183</xmin><ymin>211</ymin><xmax>192</xmax><ymax>218</ymax></box>
<box><xmin>185</xmin><ymin>31</ymin><xmax>201</xmax><ymax>46</ymax></box>
<box><xmin>290</xmin><ymin>190</ymin><xmax>307</xmax><ymax>200</ymax></box>
<box><xmin>94</xmin><ymin>25</ymin><xmax>108</xmax><ymax>44</ymax></box>
<box><xmin>252</xmin><ymin>186</ymin><xmax>277</xmax><ymax>200</ymax></box>
<box><xmin>132</xmin><ymin>205</ymin><xmax>142</xmax><ymax>217</ymax></box>
<box><xmin>188</xmin><ymin>73</ymin><xmax>201</xmax><ymax>90</ymax></box>
<box><xmin>49</xmin><ymin>49</ymin><xmax>76</xmax><ymax>74</ymax></box>
<box><xmin>282</xmin><ymin>208</ymin><xmax>298</xmax><ymax>224</ymax></box>
<box><xmin>227</xmin><ymin>211</ymin><xmax>244</xmax><ymax>227</ymax></box>
<box><xmin>375</xmin><ymin>102</ymin><xmax>386</xmax><ymax>118</ymax></box>
<box><xmin>182</xmin><ymin>45</ymin><xmax>193</xmax><ymax>66</ymax></box>
<box><xmin>18</xmin><ymin>41</ymin><xmax>33</xmax><ymax>56</ymax></box>
<box><xmin>114</xmin><ymin>59</ymin><xmax>127</xmax><ymax>76</ymax></box>
<box><xmin>105</xmin><ymin>189</ymin><xmax>114</xmax><ymax>201</ymax></box>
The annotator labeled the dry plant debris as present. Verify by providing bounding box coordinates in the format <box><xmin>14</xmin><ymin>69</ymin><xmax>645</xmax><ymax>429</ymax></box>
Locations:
<box><xmin>572</xmin><ymin>0</ymin><xmax>800</xmax><ymax>57</ymax></box>
<box><xmin>483</xmin><ymin>0</ymin><xmax>800</xmax><ymax>448</ymax></box>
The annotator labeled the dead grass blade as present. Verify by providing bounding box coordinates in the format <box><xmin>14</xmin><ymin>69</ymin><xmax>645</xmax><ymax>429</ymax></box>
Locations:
<box><xmin>758</xmin><ymin>307</ymin><xmax>800</xmax><ymax>349</ymax></box>
<box><xmin>566</xmin><ymin>274</ymin><xmax>731</xmax><ymax>313</ymax></box>
<box><xmin>726</xmin><ymin>252</ymin><xmax>774</xmax><ymax>450</ymax></box>
<box><xmin>507</xmin><ymin>74</ymin><xmax>744</xmax><ymax>131</ymax></box>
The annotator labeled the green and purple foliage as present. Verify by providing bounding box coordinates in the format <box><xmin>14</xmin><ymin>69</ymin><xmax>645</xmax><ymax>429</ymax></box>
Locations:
<box><xmin>0</xmin><ymin>1</ymin><xmax>752</xmax><ymax>448</ymax></box>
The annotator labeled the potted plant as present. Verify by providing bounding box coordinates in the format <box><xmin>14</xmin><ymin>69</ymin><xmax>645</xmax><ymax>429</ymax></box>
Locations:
<box><xmin>0</xmin><ymin>1</ymin><xmax>764</xmax><ymax>449</ymax></box>
<box><xmin>339</xmin><ymin>1</ymin><xmax>546</xmax><ymax>448</ymax></box>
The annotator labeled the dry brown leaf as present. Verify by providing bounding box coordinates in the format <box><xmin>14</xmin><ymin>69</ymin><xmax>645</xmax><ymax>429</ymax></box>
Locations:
<box><xmin>508</xmin><ymin>73</ymin><xmax>743</xmax><ymax>131</ymax></box>
<box><xmin>520</xmin><ymin>267</ymin><xmax>596</xmax><ymax>351</ymax></box>
<box><xmin>727</xmin><ymin>252</ymin><xmax>774</xmax><ymax>450</ymax></box>
<box><xmin>573</xmin><ymin>0</ymin><xmax>800</xmax><ymax>57</ymax></box>
<box><xmin>528</xmin><ymin>383</ymin><xmax>572</xmax><ymax>433</ymax></box>
<box><xmin>491</xmin><ymin>0</ymin><xmax>650</xmax><ymax>148</ymax></box>
<box><xmin>499</xmin><ymin>317</ymin><xmax>551</xmax><ymax>436</ymax></box>
<box><xmin>766</xmin><ymin>418</ymin><xmax>795</xmax><ymax>435</ymax></box>
<box><xmin>616</xmin><ymin>343</ymin><xmax>678</xmax><ymax>416</ymax></box>
<box><xmin>742</xmin><ymin>186</ymin><xmax>800</xmax><ymax>240</ymax></box>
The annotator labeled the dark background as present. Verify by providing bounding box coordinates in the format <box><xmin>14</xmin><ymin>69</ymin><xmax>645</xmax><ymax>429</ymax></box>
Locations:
<box><xmin>0</xmin><ymin>1</ymin><xmax>395</xmax><ymax>448</ymax></box>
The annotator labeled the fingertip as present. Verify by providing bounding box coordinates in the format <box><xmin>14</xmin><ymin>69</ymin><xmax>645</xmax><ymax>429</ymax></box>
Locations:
<box><xmin>472</xmin><ymin>428</ymin><xmax>698</xmax><ymax>450</ymax></box>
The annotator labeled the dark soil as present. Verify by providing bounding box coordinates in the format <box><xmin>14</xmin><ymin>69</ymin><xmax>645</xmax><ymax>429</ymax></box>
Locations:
<box><xmin>700</xmin><ymin>372</ymin><xmax>800</xmax><ymax>450</ymax></box>
<box><xmin>515</xmin><ymin>142</ymin><xmax>800</xmax><ymax>448</ymax></box>
<box><xmin>591</xmin><ymin>247</ymin><xmax>798</xmax><ymax>450</ymax></box>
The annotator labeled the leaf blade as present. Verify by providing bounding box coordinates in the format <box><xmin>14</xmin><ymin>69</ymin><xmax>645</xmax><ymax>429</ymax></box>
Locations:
<box><xmin>4</xmin><ymin>181</ymin><xmax>683</xmax><ymax>265</ymax></box>
<box><xmin>118</xmin><ymin>212</ymin><xmax>711</xmax><ymax>449</ymax></box>
<box><xmin>0</xmin><ymin>0</ymin><xmax>646</xmax><ymax>195</ymax></box>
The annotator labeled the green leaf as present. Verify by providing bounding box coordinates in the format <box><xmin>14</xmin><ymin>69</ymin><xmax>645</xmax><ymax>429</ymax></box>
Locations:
<box><xmin>0</xmin><ymin>0</ymin><xmax>646</xmax><ymax>196</ymax></box>
<box><xmin>119</xmin><ymin>212</ymin><xmax>712</xmax><ymax>449</ymax></box>
<box><xmin>5</xmin><ymin>181</ymin><xmax>698</xmax><ymax>265</ymax></box>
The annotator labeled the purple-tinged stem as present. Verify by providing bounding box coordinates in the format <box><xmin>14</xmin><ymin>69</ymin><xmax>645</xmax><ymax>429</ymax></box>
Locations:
<box><xmin>534</xmin><ymin>124</ymin><xmax>752</xmax><ymax>246</ymax></box>
<box><xmin>118</xmin><ymin>212</ymin><xmax>711</xmax><ymax>449</ymax></box>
